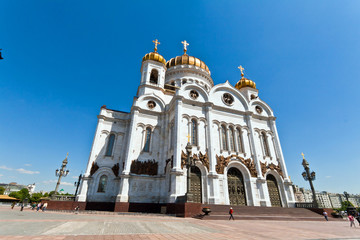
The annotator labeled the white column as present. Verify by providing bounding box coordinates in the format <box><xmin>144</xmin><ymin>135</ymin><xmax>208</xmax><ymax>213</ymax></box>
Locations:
<box><xmin>169</xmin><ymin>97</ymin><xmax>185</xmax><ymax>202</ymax></box>
<box><xmin>269</xmin><ymin>118</ymin><xmax>295</xmax><ymax>207</ymax></box>
<box><xmin>205</xmin><ymin>103</ymin><xmax>219</xmax><ymax>204</ymax></box>
<box><xmin>116</xmin><ymin>108</ymin><xmax>139</xmax><ymax>202</ymax></box>
<box><xmin>245</xmin><ymin>114</ymin><xmax>267</xmax><ymax>206</ymax></box>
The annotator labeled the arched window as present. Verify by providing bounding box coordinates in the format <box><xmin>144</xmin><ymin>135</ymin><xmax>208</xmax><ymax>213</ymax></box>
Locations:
<box><xmin>221</xmin><ymin>125</ymin><xmax>228</xmax><ymax>150</ymax></box>
<box><xmin>105</xmin><ymin>134</ymin><xmax>115</xmax><ymax>156</ymax></box>
<box><xmin>229</xmin><ymin>127</ymin><xmax>235</xmax><ymax>152</ymax></box>
<box><xmin>149</xmin><ymin>69</ymin><xmax>158</xmax><ymax>84</ymax></box>
<box><xmin>262</xmin><ymin>132</ymin><xmax>270</xmax><ymax>157</ymax></box>
<box><xmin>143</xmin><ymin>127</ymin><xmax>152</xmax><ymax>152</ymax></box>
<box><xmin>237</xmin><ymin>128</ymin><xmax>244</xmax><ymax>153</ymax></box>
<box><xmin>97</xmin><ymin>175</ymin><xmax>108</xmax><ymax>193</ymax></box>
<box><xmin>191</xmin><ymin>119</ymin><xmax>197</xmax><ymax>145</ymax></box>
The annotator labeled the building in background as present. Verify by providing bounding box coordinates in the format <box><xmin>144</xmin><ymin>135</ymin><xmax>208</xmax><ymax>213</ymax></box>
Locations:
<box><xmin>0</xmin><ymin>182</ymin><xmax>35</xmax><ymax>195</ymax></box>
<box><xmin>293</xmin><ymin>185</ymin><xmax>360</xmax><ymax>208</ymax></box>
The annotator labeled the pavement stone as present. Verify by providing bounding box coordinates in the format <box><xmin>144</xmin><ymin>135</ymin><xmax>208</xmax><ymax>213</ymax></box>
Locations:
<box><xmin>1</xmin><ymin>206</ymin><xmax>360</xmax><ymax>239</ymax></box>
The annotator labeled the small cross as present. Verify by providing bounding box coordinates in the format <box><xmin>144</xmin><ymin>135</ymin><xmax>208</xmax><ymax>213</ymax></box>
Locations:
<box><xmin>152</xmin><ymin>39</ymin><xmax>160</xmax><ymax>52</ymax></box>
<box><xmin>238</xmin><ymin>65</ymin><xmax>245</xmax><ymax>77</ymax></box>
<box><xmin>181</xmin><ymin>40</ymin><xmax>189</xmax><ymax>54</ymax></box>
<box><xmin>187</xmin><ymin>134</ymin><xmax>191</xmax><ymax>143</ymax></box>
<box><xmin>301</xmin><ymin>152</ymin><xmax>305</xmax><ymax>159</ymax></box>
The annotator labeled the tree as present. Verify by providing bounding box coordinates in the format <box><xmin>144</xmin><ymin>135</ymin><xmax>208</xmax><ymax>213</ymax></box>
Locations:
<box><xmin>336</xmin><ymin>201</ymin><xmax>354</xmax><ymax>211</ymax></box>
<box><xmin>30</xmin><ymin>192</ymin><xmax>43</xmax><ymax>202</ymax></box>
<box><xmin>8</xmin><ymin>188</ymin><xmax>30</xmax><ymax>201</ymax></box>
<box><xmin>9</xmin><ymin>191</ymin><xmax>21</xmax><ymax>199</ymax></box>
<box><xmin>0</xmin><ymin>186</ymin><xmax>5</xmax><ymax>195</ymax></box>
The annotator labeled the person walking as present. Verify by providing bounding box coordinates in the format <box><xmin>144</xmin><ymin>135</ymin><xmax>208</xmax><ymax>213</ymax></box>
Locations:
<box><xmin>42</xmin><ymin>202</ymin><xmax>48</xmax><ymax>212</ymax></box>
<box><xmin>323</xmin><ymin>211</ymin><xmax>328</xmax><ymax>221</ymax></box>
<box><xmin>20</xmin><ymin>202</ymin><xmax>24</xmax><ymax>211</ymax></box>
<box><xmin>11</xmin><ymin>202</ymin><xmax>15</xmax><ymax>209</ymax></box>
<box><xmin>229</xmin><ymin>207</ymin><xmax>235</xmax><ymax>220</ymax></box>
<box><xmin>349</xmin><ymin>214</ymin><xmax>356</xmax><ymax>228</ymax></box>
<box><xmin>74</xmin><ymin>205</ymin><xmax>80</xmax><ymax>214</ymax></box>
<box><xmin>36</xmin><ymin>203</ymin><xmax>41</xmax><ymax>212</ymax></box>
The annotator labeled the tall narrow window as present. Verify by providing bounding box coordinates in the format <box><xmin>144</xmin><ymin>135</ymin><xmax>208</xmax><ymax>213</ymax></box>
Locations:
<box><xmin>262</xmin><ymin>132</ymin><xmax>270</xmax><ymax>157</ymax></box>
<box><xmin>229</xmin><ymin>127</ymin><xmax>235</xmax><ymax>152</ymax></box>
<box><xmin>149</xmin><ymin>69</ymin><xmax>158</xmax><ymax>84</ymax></box>
<box><xmin>221</xmin><ymin>125</ymin><xmax>228</xmax><ymax>150</ymax></box>
<box><xmin>97</xmin><ymin>175</ymin><xmax>108</xmax><ymax>193</ymax></box>
<box><xmin>191</xmin><ymin>119</ymin><xmax>197</xmax><ymax>145</ymax></box>
<box><xmin>143</xmin><ymin>127</ymin><xmax>152</xmax><ymax>152</ymax></box>
<box><xmin>237</xmin><ymin>128</ymin><xmax>244</xmax><ymax>153</ymax></box>
<box><xmin>105</xmin><ymin>134</ymin><xmax>115</xmax><ymax>156</ymax></box>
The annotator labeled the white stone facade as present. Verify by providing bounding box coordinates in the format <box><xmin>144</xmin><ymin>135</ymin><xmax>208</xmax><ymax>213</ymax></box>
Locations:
<box><xmin>77</xmin><ymin>50</ymin><xmax>296</xmax><ymax>208</ymax></box>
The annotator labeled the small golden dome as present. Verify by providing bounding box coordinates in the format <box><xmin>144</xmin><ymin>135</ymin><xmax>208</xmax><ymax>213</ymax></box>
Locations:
<box><xmin>166</xmin><ymin>54</ymin><xmax>210</xmax><ymax>74</ymax></box>
<box><xmin>142</xmin><ymin>52</ymin><xmax>166</xmax><ymax>65</ymax></box>
<box><xmin>235</xmin><ymin>76</ymin><xmax>256</xmax><ymax>90</ymax></box>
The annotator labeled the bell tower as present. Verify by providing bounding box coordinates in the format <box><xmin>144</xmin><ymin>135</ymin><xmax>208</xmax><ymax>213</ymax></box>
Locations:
<box><xmin>138</xmin><ymin>39</ymin><xmax>166</xmax><ymax>96</ymax></box>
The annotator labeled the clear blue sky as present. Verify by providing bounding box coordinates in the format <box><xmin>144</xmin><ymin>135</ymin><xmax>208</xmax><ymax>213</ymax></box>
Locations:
<box><xmin>1</xmin><ymin>0</ymin><xmax>359</xmax><ymax>194</ymax></box>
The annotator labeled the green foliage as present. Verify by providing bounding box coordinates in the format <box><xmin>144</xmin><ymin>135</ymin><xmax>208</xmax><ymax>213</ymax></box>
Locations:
<box><xmin>43</xmin><ymin>192</ymin><xmax>49</xmax><ymax>197</ymax></box>
<box><xmin>9</xmin><ymin>191</ymin><xmax>21</xmax><ymax>199</ymax></box>
<box><xmin>0</xmin><ymin>186</ymin><xmax>5</xmax><ymax>195</ymax></box>
<box><xmin>8</xmin><ymin>188</ymin><xmax>30</xmax><ymax>201</ymax></box>
<box><xmin>30</xmin><ymin>192</ymin><xmax>43</xmax><ymax>202</ymax></box>
<box><xmin>48</xmin><ymin>191</ymin><xmax>56</xmax><ymax>196</ymax></box>
<box><xmin>336</xmin><ymin>201</ymin><xmax>354</xmax><ymax>211</ymax></box>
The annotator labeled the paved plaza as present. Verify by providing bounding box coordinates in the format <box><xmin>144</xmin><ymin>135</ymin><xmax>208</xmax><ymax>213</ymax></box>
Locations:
<box><xmin>0</xmin><ymin>206</ymin><xmax>359</xmax><ymax>240</ymax></box>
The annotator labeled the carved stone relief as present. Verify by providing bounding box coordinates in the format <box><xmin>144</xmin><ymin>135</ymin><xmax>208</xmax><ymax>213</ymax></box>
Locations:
<box><xmin>215</xmin><ymin>154</ymin><xmax>257</xmax><ymax>177</ymax></box>
<box><xmin>260</xmin><ymin>162</ymin><xmax>284</xmax><ymax>178</ymax></box>
<box><xmin>130</xmin><ymin>159</ymin><xmax>158</xmax><ymax>176</ymax></box>
<box><xmin>112</xmin><ymin>163</ymin><xmax>120</xmax><ymax>177</ymax></box>
<box><xmin>90</xmin><ymin>162</ymin><xmax>99</xmax><ymax>176</ymax></box>
<box><xmin>181</xmin><ymin>151</ymin><xmax>209</xmax><ymax>171</ymax></box>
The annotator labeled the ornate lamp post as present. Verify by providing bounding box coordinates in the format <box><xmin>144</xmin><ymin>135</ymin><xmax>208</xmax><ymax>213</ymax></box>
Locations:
<box><xmin>301</xmin><ymin>153</ymin><xmax>318</xmax><ymax>208</ymax></box>
<box><xmin>54</xmin><ymin>153</ymin><xmax>70</xmax><ymax>194</ymax></box>
<box><xmin>185</xmin><ymin>135</ymin><xmax>194</xmax><ymax>203</ymax></box>
<box><xmin>74</xmin><ymin>174</ymin><xmax>82</xmax><ymax>200</ymax></box>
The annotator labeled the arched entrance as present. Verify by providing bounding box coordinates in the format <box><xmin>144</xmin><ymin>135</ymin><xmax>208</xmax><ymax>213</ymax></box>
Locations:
<box><xmin>190</xmin><ymin>166</ymin><xmax>202</xmax><ymax>203</ymax></box>
<box><xmin>227</xmin><ymin>168</ymin><xmax>247</xmax><ymax>206</ymax></box>
<box><xmin>266</xmin><ymin>174</ymin><xmax>282</xmax><ymax>207</ymax></box>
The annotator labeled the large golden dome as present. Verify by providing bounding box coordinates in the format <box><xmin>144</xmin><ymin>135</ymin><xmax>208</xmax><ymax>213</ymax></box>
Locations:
<box><xmin>166</xmin><ymin>54</ymin><xmax>210</xmax><ymax>74</ymax></box>
<box><xmin>142</xmin><ymin>52</ymin><xmax>166</xmax><ymax>65</ymax></box>
<box><xmin>235</xmin><ymin>76</ymin><xmax>256</xmax><ymax>89</ymax></box>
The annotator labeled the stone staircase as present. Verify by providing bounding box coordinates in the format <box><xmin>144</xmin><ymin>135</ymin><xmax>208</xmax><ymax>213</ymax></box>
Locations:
<box><xmin>195</xmin><ymin>205</ymin><xmax>339</xmax><ymax>221</ymax></box>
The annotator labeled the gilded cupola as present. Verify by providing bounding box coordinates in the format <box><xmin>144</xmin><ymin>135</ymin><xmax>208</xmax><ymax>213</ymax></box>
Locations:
<box><xmin>165</xmin><ymin>40</ymin><xmax>210</xmax><ymax>74</ymax></box>
<box><xmin>142</xmin><ymin>39</ymin><xmax>166</xmax><ymax>65</ymax></box>
<box><xmin>235</xmin><ymin>65</ymin><xmax>256</xmax><ymax>90</ymax></box>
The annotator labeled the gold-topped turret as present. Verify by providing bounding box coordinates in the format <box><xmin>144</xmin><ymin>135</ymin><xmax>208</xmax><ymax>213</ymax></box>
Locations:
<box><xmin>166</xmin><ymin>40</ymin><xmax>210</xmax><ymax>74</ymax></box>
<box><xmin>142</xmin><ymin>39</ymin><xmax>166</xmax><ymax>65</ymax></box>
<box><xmin>235</xmin><ymin>65</ymin><xmax>256</xmax><ymax>90</ymax></box>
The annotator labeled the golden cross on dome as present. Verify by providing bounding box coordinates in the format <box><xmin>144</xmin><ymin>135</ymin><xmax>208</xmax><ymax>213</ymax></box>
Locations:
<box><xmin>181</xmin><ymin>40</ymin><xmax>189</xmax><ymax>54</ymax></box>
<box><xmin>238</xmin><ymin>65</ymin><xmax>245</xmax><ymax>77</ymax></box>
<box><xmin>152</xmin><ymin>39</ymin><xmax>160</xmax><ymax>52</ymax></box>
<box><xmin>301</xmin><ymin>152</ymin><xmax>305</xmax><ymax>159</ymax></box>
<box><xmin>187</xmin><ymin>134</ymin><xmax>191</xmax><ymax>143</ymax></box>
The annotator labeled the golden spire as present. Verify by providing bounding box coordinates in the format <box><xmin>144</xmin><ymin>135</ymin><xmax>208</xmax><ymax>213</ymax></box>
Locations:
<box><xmin>181</xmin><ymin>40</ymin><xmax>189</xmax><ymax>55</ymax></box>
<box><xmin>301</xmin><ymin>152</ymin><xmax>305</xmax><ymax>160</ymax></box>
<box><xmin>152</xmin><ymin>39</ymin><xmax>160</xmax><ymax>53</ymax></box>
<box><xmin>238</xmin><ymin>65</ymin><xmax>245</xmax><ymax>77</ymax></box>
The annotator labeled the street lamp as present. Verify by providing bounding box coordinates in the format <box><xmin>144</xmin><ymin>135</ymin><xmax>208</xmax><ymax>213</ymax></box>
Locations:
<box><xmin>185</xmin><ymin>136</ymin><xmax>195</xmax><ymax>203</ymax></box>
<box><xmin>301</xmin><ymin>153</ymin><xmax>318</xmax><ymax>208</ymax></box>
<box><xmin>74</xmin><ymin>174</ymin><xmax>82</xmax><ymax>201</ymax></box>
<box><xmin>54</xmin><ymin>153</ymin><xmax>70</xmax><ymax>195</ymax></box>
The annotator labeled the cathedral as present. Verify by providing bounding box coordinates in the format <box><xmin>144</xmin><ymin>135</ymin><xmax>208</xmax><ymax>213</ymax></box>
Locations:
<box><xmin>76</xmin><ymin>40</ymin><xmax>295</xmax><ymax>210</ymax></box>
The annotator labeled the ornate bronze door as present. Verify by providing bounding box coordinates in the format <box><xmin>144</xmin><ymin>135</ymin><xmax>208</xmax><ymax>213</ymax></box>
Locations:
<box><xmin>266</xmin><ymin>174</ymin><xmax>282</xmax><ymax>207</ymax></box>
<box><xmin>227</xmin><ymin>168</ymin><xmax>247</xmax><ymax>206</ymax></box>
<box><xmin>190</xmin><ymin>166</ymin><xmax>202</xmax><ymax>203</ymax></box>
